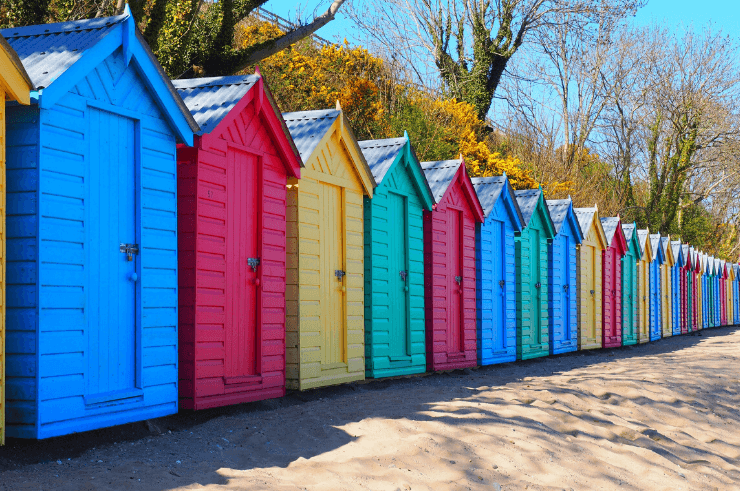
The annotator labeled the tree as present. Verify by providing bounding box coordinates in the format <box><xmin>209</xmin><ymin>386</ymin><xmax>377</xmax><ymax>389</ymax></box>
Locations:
<box><xmin>0</xmin><ymin>0</ymin><xmax>347</xmax><ymax>77</ymax></box>
<box><xmin>348</xmin><ymin>0</ymin><xmax>644</xmax><ymax>120</ymax></box>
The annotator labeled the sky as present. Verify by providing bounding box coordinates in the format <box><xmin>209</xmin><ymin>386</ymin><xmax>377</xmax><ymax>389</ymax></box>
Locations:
<box><xmin>262</xmin><ymin>0</ymin><xmax>740</xmax><ymax>46</ymax></box>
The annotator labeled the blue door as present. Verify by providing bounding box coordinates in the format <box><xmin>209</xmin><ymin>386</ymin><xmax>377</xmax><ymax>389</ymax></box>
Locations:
<box><xmin>562</xmin><ymin>235</ymin><xmax>571</xmax><ymax>343</ymax></box>
<box><xmin>86</xmin><ymin>108</ymin><xmax>138</xmax><ymax>402</ymax></box>
<box><xmin>491</xmin><ymin>220</ymin><xmax>506</xmax><ymax>353</ymax></box>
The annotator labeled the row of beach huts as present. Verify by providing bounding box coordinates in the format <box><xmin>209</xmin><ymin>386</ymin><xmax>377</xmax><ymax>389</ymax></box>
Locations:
<box><xmin>0</xmin><ymin>9</ymin><xmax>737</xmax><ymax>443</ymax></box>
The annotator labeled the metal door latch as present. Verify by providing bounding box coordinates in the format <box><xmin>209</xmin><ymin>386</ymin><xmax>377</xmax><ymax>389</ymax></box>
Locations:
<box><xmin>535</xmin><ymin>282</ymin><xmax>541</xmax><ymax>289</ymax></box>
<box><xmin>248</xmin><ymin>257</ymin><xmax>260</xmax><ymax>272</ymax></box>
<box><xmin>590</xmin><ymin>290</ymin><xmax>595</xmax><ymax>295</ymax></box>
<box><xmin>499</xmin><ymin>279</ymin><xmax>505</xmax><ymax>288</ymax></box>
<box><xmin>454</xmin><ymin>275</ymin><xmax>462</xmax><ymax>285</ymax></box>
<box><xmin>563</xmin><ymin>284</ymin><xmax>569</xmax><ymax>292</ymax></box>
<box><xmin>399</xmin><ymin>270</ymin><xmax>407</xmax><ymax>282</ymax></box>
<box><xmin>120</xmin><ymin>243</ymin><xmax>139</xmax><ymax>261</ymax></box>
<box><xmin>335</xmin><ymin>270</ymin><xmax>346</xmax><ymax>281</ymax></box>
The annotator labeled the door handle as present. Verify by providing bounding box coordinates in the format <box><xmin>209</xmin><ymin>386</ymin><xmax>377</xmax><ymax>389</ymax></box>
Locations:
<box><xmin>499</xmin><ymin>279</ymin><xmax>505</xmax><ymax>288</ymax></box>
<box><xmin>454</xmin><ymin>276</ymin><xmax>462</xmax><ymax>285</ymax></box>
<box><xmin>335</xmin><ymin>270</ymin><xmax>346</xmax><ymax>281</ymax></box>
<box><xmin>399</xmin><ymin>270</ymin><xmax>407</xmax><ymax>282</ymax></box>
<box><xmin>563</xmin><ymin>284</ymin><xmax>569</xmax><ymax>292</ymax></box>
<box><xmin>535</xmin><ymin>282</ymin><xmax>541</xmax><ymax>289</ymax></box>
<box><xmin>248</xmin><ymin>257</ymin><xmax>260</xmax><ymax>272</ymax></box>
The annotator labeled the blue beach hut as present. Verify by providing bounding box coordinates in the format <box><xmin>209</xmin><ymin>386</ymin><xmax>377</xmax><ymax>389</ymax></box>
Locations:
<box><xmin>360</xmin><ymin>134</ymin><xmax>435</xmax><ymax>378</ymax></box>
<box><xmin>2</xmin><ymin>11</ymin><xmax>198</xmax><ymax>439</ymax></box>
<box><xmin>472</xmin><ymin>174</ymin><xmax>524</xmax><ymax>365</ymax></box>
<box><xmin>648</xmin><ymin>234</ymin><xmax>665</xmax><ymax>341</ymax></box>
<box><xmin>546</xmin><ymin>198</ymin><xmax>583</xmax><ymax>354</ymax></box>
<box><xmin>670</xmin><ymin>240</ymin><xmax>684</xmax><ymax>335</ymax></box>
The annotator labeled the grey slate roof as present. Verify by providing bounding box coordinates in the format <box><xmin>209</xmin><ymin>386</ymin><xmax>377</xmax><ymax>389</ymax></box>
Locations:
<box><xmin>358</xmin><ymin>137</ymin><xmax>406</xmax><ymax>184</ymax></box>
<box><xmin>650</xmin><ymin>234</ymin><xmax>662</xmax><ymax>262</ymax></box>
<box><xmin>421</xmin><ymin>159</ymin><xmax>461</xmax><ymax>203</ymax></box>
<box><xmin>513</xmin><ymin>189</ymin><xmax>545</xmax><ymax>227</ymax></box>
<box><xmin>546</xmin><ymin>198</ymin><xmax>578</xmax><ymax>236</ymax></box>
<box><xmin>660</xmin><ymin>237</ymin><xmax>671</xmax><ymax>259</ymax></box>
<box><xmin>173</xmin><ymin>75</ymin><xmax>259</xmax><ymax>135</ymax></box>
<box><xmin>671</xmin><ymin>240</ymin><xmax>683</xmax><ymax>265</ymax></box>
<box><xmin>600</xmin><ymin>217</ymin><xmax>620</xmax><ymax>246</ymax></box>
<box><xmin>622</xmin><ymin>222</ymin><xmax>636</xmax><ymax>243</ymax></box>
<box><xmin>282</xmin><ymin>109</ymin><xmax>340</xmax><ymax>161</ymax></box>
<box><xmin>574</xmin><ymin>207</ymin><xmax>597</xmax><ymax>236</ymax></box>
<box><xmin>682</xmin><ymin>244</ymin><xmax>690</xmax><ymax>265</ymax></box>
<box><xmin>1</xmin><ymin>14</ymin><xmax>127</xmax><ymax>90</ymax></box>
<box><xmin>637</xmin><ymin>229</ymin><xmax>650</xmax><ymax>258</ymax></box>
<box><xmin>471</xmin><ymin>176</ymin><xmax>524</xmax><ymax>225</ymax></box>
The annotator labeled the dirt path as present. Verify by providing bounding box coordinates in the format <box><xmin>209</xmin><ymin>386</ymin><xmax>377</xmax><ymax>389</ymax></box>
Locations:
<box><xmin>2</xmin><ymin>326</ymin><xmax>739</xmax><ymax>491</ymax></box>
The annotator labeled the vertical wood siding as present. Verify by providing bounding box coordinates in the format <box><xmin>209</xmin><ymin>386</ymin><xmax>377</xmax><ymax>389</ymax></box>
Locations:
<box><xmin>548</xmin><ymin>226</ymin><xmax>578</xmax><ymax>354</ymax></box>
<box><xmin>286</xmin><ymin>129</ymin><xmax>367</xmax><ymax>390</ymax></box>
<box><xmin>577</xmin><ymin>225</ymin><xmax>603</xmax><ymax>350</ymax></box>
<box><xmin>0</xmin><ymin>89</ymin><xmax>6</xmax><ymax>444</ymax></box>
<box><xmin>661</xmin><ymin>259</ymin><xmax>673</xmax><ymax>337</ymax></box>
<box><xmin>672</xmin><ymin>262</ymin><xmax>682</xmax><ymax>335</ymax></box>
<box><xmin>177</xmin><ymin>96</ymin><xmax>288</xmax><ymax>409</ymax></box>
<box><xmin>424</xmin><ymin>172</ymin><xmax>478</xmax><ymax>371</ymax></box>
<box><xmin>621</xmin><ymin>248</ymin><xmax>638</xmax><ymax>346</ymax></box>
<box><xmin>476</xmin><ymin>210</ymin><xmax>517</xmax><ymax>365</ymax></box>
<box><xmin>602</xmin><ymin>244</ymin><xmax>623</xmax><ymax>348</ymax></box>
<box><xmin>364</xmin><ymin>160</ymin><xmax>426</xmax><ymax>378</ymax></box>
<box><xmin>5</xmin><ymin>49</ymin><xmax>180</xmax><ymax>439</ymax></box>
<box><xmin>637</xmin><ymin>260</ymin><xmax>650</xmax><ymax>343</ymax></box>
<box><xmin>649</xmin><ymin>259</ymin><xmax>661</xmax><ymax>341</ymax></box>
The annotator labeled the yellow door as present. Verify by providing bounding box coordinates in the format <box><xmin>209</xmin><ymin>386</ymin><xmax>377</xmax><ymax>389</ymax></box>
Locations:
<box><xmin>578</xmin><ymin>236</ymin><xmax>602</xmax><ymax>350</ymax></box>
<box><xmin>638</xmin><ymin>261</ymin><xmax>650</xmax><ymax>343</ymax></box>
<box><xmin>320</xmin><ymin>182</ymin><xmax>345</xmax><ymax>367</ymax></box>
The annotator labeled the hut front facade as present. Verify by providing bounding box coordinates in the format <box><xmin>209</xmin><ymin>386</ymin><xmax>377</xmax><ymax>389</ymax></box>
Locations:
<box><xmin>648</xmin><ymin>234</ymin><xmax>665</xmax><ymax>341</ymax></box>
<box><xmin>546</xmin><ymin>198</ymin><xmax>582</xmax><ymax>354</ymax></box>
<box><xmin>621</xmin><ymin>223</ymin><xmax>641</xmax><ymax>346</ymax></box>
<box><xmin>728</xmin><ymin>264</ymin><xmax>736</xmax><ymax>325</ymax></box>
<box><xmin>574</xmin><ymin>207</ymin><xmax>606</xmax><ymax>350</ymax></box>
<box><xmin>695</xmin><ymin>251</ymin><xmax>703</xmax><ymax>331</ymax></box>
<box><xmin>670</xmin><ymin>241</ymin><xmax>684</xmax><ymax>335</ymax></box>
<box><xmin>174</xmin><ymin>74</ymin><xmax>302</xmax><ymax>409</ymax></box>
<box><xmin>719</xmin><ymin>260</ymin><xmax>727</xmax><ymax>326</ymax></box>
<box><xmin>600</xmin><ymin>217</ymin><xmax>627</xmax><ymax>348</ymax></box>
<box><xmin>636</xmin><ymin>230</ymin><xmax>653</xmax><ymax>343</ymax></box>
<box><xmin>283</xmin><ymin>106</ymin><xmax>375</xmax><ymax>390</ymax></box>
<box><xmin>514</xmin><ymin>189</ymin><xmax>555</xmax><ymax>360</ymax></box>
<box><xmin>360</xmin><ymin>136</ymin><xmax>434</xmax><ymax>378</ymax></box>
<box><xmin>734</xmin><ymin>265</ymin><xmax>739</xmax><ymax>325</ymax></box>
<box><xmin>473</xmin><ymin>175</ymin><xmax>523</xmax><ymax>365</ymax></box>
<box><xmin>2</xmin><ymin>11</ymin><xmax>199</xmax><ymax>439</ymax></box>
<box><xmin>681</xmin><ymin>244</ymin><xmax>691</xmax><ymax>333</ymax></box>
<box><xmin>0</xmin><ymin>34</ymin><xmax>32</xmax><ymax>445</ymax></box>
<box><xmin>422</xmin><ymin>159</ymin><xmax>484</xmax><ymax>371</ymax></box>
<box><xmin>660</xmin><ymin>237</ymin><xmax>674</xmax><ymax>338</ymax></box>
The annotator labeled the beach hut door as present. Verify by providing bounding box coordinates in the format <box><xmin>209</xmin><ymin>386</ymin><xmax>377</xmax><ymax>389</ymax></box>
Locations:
<box><xmin>389</xmin><ymin>193</ymin><xmax>409</xmax><ymax>358</ymax></box>
<box><xmin>224</xmin><ymin>149</ymin><xmax>259</xmax><ymax>383</ymax></box>
<box><xmin>492</xmin><ymin>220</ymin><xmax>506</xmax><ymax>351</ymax></box>
<box><xmin>532</xmin><ymin>230</ymin><xmax>542</xmax><ymax>345</ymax></box>
<box><xmin>562</xmin><ymin>235</ymin><xmax>571</xmax><ymax>341</ymax></box>
<box><xmin>320</xmin><ymin>183</ymin><xmax>346</xmax><ymax>367</ymax></box>
<box><xmin>86</xmin><ymin>109</ymin><xmax>139</xmax><ymax>403</ymax></box>
<box><xmin>448</xmin><ymin>209</ymin><xmax>464</xmax><ymax>354</ymax></box>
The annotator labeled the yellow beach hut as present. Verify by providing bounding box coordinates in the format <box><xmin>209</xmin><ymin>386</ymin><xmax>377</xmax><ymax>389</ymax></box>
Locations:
<box><xmin>0</xmin><ymin>34</ymin><xmax>31</xmax><ymax>445</ymax></box>
<box><xmin>574</xmin><ymin>206</ymin><xmax>607</xmax><ymax>350</ymax></box>
<box><xmin>283</xmin><ymin>104</ymin><xmax>376</xmax><ymax>390</ymax></box>
<box><xmin>660</xmin><ymin>237</ymin><xmax>674</xmax><ymax>337</ymax></box>
<box><xmin>636</xmin><ymin>229</ymin><xmax>653</xmax><ymax>344</ymax></box>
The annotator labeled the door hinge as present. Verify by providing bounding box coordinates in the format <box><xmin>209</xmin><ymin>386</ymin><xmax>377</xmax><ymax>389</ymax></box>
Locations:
<box><xmin>120</xmin><ymin>243</ymin><xmax>139</xmax><ymax>261</ymax></box>
<box><xmin>335</xmin><ymin>270</ymin><xmax>346</xmax><ymax>281</ymax></box>
<box><xmin>248</xmin><ymin>257</ymin><xmax>260</xmax><ymax>272</ymax></box>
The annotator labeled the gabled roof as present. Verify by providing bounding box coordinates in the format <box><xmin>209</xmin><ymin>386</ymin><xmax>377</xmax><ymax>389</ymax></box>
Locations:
<box><xmin>283</xmin><ymin>106</ymin><xmax>375</xmax><ymax>197</ymax></box>
<box><xmin>282</xmin><ymin>109</ymin><xmax>340</xmax><ymax>161</ymax></box>
<box><xmin>173</xmin><ymin>74</ymin><xmax>259</xmax><ymax>134</ymax></box>
<box><xmin>359</xmin><ymin>135</ymin><xmax>434</xmax><ymax>210</ymax></box>
<box><xmin>671</xmin><ymin>240</ymin><xmax>683</xmax><ymax>267</ymax></box>
<box><xmin>622</xmin><ymin>222</ymin><xmax>642</xmax><ymax>257</ymax></box>
<box><xmin>471</xmin><ymin>175</ymin><xmax>524</xmax><ymax>231</ymax></box>
<box><xmin>546</xmin><ymin>198</ymin><xmax>583</xmax><ymax>243</ymax></box>
<box><xmin>574</xmin><ymin>207</ymin><xmax>607</xmax><ymax>249</ymax></box>
<box><xmin>0</xmin><ymin>34</ymin><xmax>32</xmax><ymax>104</ymax></box>
<box><xmin>173</xmin><ymin>73</ymin><xmax>301</xmax><ymax>178</ymax></box>
<box><xmin>514</xmin><ymin>188</ymin><xmax>555</xmax><ymax>238</ymax></box>
<box><xmin>600</xmin><ymin>217</ymin><xmax>620</xmax><ymax>245</ymax></box>
<box><xmin>637</xmin><ymin>229</ymin><xmax>653</xmax><ymax>262</ymax></box>
<box><xmin>421</xmin><ymin>158</ymin><xmax>484</xmax><ymax>222</ymax></box>
<box><xmin>1</xmin><ymin>7</ymin><xmax>199</xmax><ymax>144</ymax></box>
<box><xmin>660</xmin><ymin>236</ymin><xmax>674</xmax><ymax>266</ymax></box>
<box><xmin>649</xmin><ymin>234</ymin><xmax>665</xmax><ymax>264</ymax></box>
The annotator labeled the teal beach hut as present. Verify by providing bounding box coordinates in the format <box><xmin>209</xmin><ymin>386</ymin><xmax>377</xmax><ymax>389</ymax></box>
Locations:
<box><xmin>360</xmin><ymin>135</ymin><xmax>435</xmax><ymax>378</ymax></box>
<box><xmin>546</xmin><ymin>198</ymin><xmax>583</xmax><ymax>354</ymax></box>
<box><xmin>472</xmin><ymin>174</ymin><xmax>524</xmax><ymax>365</ymax></box>
<box><xmin>621</xmin><ymin>223</ymin><xmax>641</xmax><ymax>346</ymax></box>
<box><xmin>513</xmin><ymin>189</ymin><xmax>555</xmax><ymax>360</ymax></box>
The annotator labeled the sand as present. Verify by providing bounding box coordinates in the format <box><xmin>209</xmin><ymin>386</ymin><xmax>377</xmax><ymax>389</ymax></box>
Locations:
<box><xmin>1</xmin><ymin>326</ymin><xmax>739</xmax><ymax>491</ymax></box>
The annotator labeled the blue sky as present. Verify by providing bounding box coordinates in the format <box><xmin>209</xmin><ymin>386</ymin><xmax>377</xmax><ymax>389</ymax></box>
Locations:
<box><xmin>263</xmin><ymin>0</ymin><xmax>740</xmax><ymax>44</ymax></box>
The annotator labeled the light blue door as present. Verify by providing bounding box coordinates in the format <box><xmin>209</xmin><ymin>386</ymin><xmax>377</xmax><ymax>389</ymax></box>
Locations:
<box><xmin>388</xmin><ymin>192</ymin><xmax>409</xmax><ymax>358</ymax></box>
<box><xmin>562</xmin><ymin>235</ymin><xmax>571</xmax><ymax>342</ymax></box>
<box><xmin>86</xmin><ymin>108</ymin><xmax>138</xmax><ymax>401</ymax></box>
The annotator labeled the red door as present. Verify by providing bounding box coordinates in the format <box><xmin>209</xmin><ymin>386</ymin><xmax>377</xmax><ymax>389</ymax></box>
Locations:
<box><xmin>225</xmin><ymin>148</ymin><xmax>260</xmax><ymax>385</ymax></box>
<box><xmin>448</xmin><ymin>209</ymin><xmax>463</xmax><ymax>355</ymax></box>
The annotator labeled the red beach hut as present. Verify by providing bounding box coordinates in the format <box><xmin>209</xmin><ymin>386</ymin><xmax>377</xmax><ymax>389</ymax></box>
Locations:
<box><xmin>599</xmin><ymin>217</ymin><xmax>628</xmax><ymax>348</ymax></box>
<box><xmin>421</xmin><ymin>159</ymin><xmax>485</xmax><ymax>371</ymax></box>
<box><xmin>174</xmin><ymin>74</ymin><xmax>302</xmax><ymax>409</ymax></box>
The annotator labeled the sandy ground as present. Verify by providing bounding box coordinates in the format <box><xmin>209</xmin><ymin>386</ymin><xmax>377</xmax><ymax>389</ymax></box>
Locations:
<box><xmin>1</xmin><ymin>326</ymin><xmax>739</xmax><ymax>491</ymax></box>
